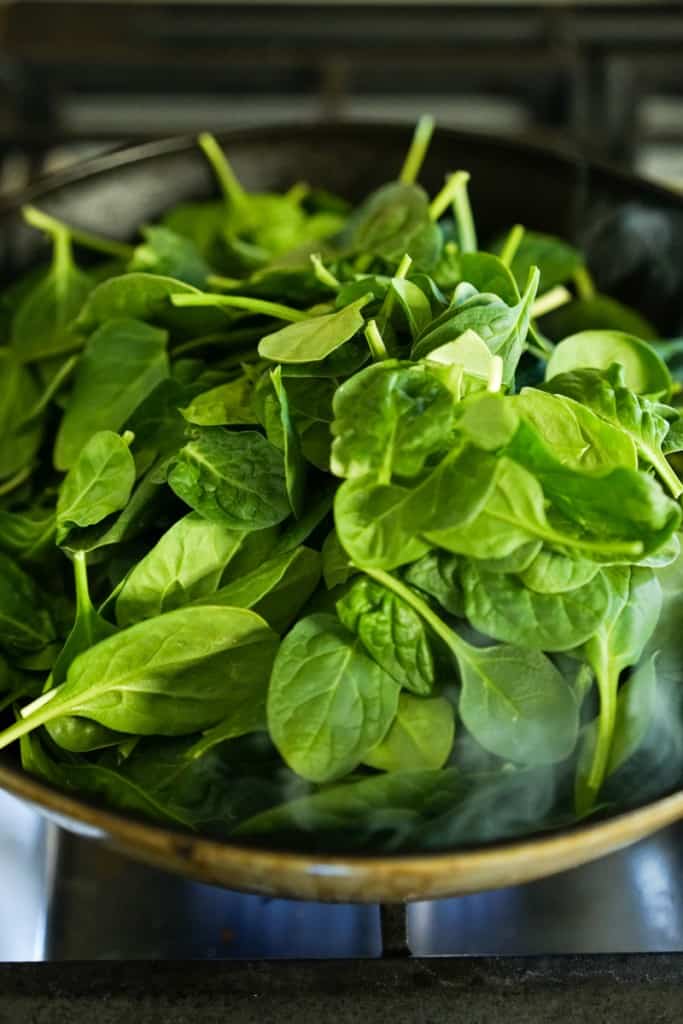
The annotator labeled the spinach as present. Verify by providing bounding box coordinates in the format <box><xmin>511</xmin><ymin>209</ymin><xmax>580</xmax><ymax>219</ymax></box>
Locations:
<box><xmin>336</xmin><ymin>576</ymin><xmax>435</xmax><ymax>695</ymax></box>
<box><xmin>55</xmin><ymin>318</ymin><xmax>170</xmax><ymax>469</ymax></box>
<box><xmin>1</xmin><ymin>121</ymin><xmax>679</xmax><ymax>852</ymax></box>
<box><xmin>258</xmin><ymin>295</ymin><xmax>369</xmax><ymax>364</ymax></box>
<box><xmin>0</xmin><ymin>605</ymin><xmax>279</xmax><ymax>748</ymax></box>
<box><xmin>115</xmin><ymin>513</ymin><xmax>247</xmax><ymax>625</ymax></box>
<box><xmin>56</xmin><ymin>431</ymin><xmax>136</xmax><ymax>543</ymax></box>
<box><xmin>167</xmin><ymin>428</ymin><xmax>290</xmax><ymax>530</ymax></box>
<box><xmin>267</xmin><ymin>613</ymin><xmax>400</xmax><ymax>782</ymax></box>
<box><xmin>545</xmin><ymin>330</ymin><xmax>672</xmax><ymax>398</ymax></box>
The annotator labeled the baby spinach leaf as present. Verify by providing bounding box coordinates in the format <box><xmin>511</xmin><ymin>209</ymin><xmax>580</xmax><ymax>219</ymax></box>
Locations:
<box><xmin>498</xmin><ymin>228</ymin><xmax>583</xmax><ymax>292</ymax></box>
<box><xmin>518</xmin><ymin>548</ymin><xmax>600</xmax><ymax>594</ymax></box>
<box><xmin>363</xmin><ymin>693</ymin><xmax>455</xmax><ymax>772</ymax></box>
<box><xmin>545</xmin><ymin>330</ymin><xmax>672</xmax><ymax>398</ymax></box>
<box><xmin>11</xmin><ymin>229</ymin><xmax>92</xmax><ymax>362</ymax></box>
<box><xmin>258</xmin><ymin>295</ymin><xmax>369</xmax><ymax>364</ymax></box>
<box><xmin>607</xmin><ymin>653</ymin><xmax>658</xmax><ymax>777</ymax></box>
<box><xmin>541</xmin><ymin>364</ymin><xmax>682</xmax><ymax>498</ymax></box>
<box><xmin>389</xmin><ymin>279</ymin><xmax>433</xmax><ymax>339</ymax></box>
<box><xmin>270</xmin><ymin>367</ymin><xmax>306</xmax><ymax>519</ymax></box>
<box><xmin>402</xmin><ymin>550</ymin><xmax>463</xmax><ymax>617</ymax></box>
<box><xmin>541</xmin><ymin>293</ymin><xmax>657</xmax><ymax>342</ymax></box>
<box><xmin>55</xmin><ymin>318</ymin><xmax>170</xmax><ymax>470</ymax></box>
<box><xmin>0</xmin><ymin>348</ymin><xmax>44</xmax><ymax>482</ymax></box>
<box><xmin>0</xmin><ymin>508</ymin><xmax>55</xmax><ymax>563</ymax></box>
<box><xmin>331</xmin><ymin>360</ymin><xmax>455</xmax><ymax>482</ymax></box>
<box><xmin>267</xmin><ymin>613</ymin><xmax>400</xmax><ymax>782</ymax></box>
<box><xmin>115</xmin><ymin>513</ymin><xmax>248</xmax><ymax>625</ymax></box>
<box><xmin>128</xmin><ymin>226</ymin><xmax>212</xmax><ymax>288</ymax></box>
<box><xmin>321</xmin><ymin>529</ymin><xmax>354</xmax><ymax>590</ymax></box>
<box><xmin>458</xmin><ymin>251</ymin><xmax>520</xmax><ymax>305</ymax></box>
<box><xmin>0</xmin><ymin>605</ymin><xmax>279</xmax><ymax>748</ymax></box>
<box><xmin>337</xmin><ymin>575</ymin><xmax>435</xmax><ymax>695</ymax></box>
<box><xmin>180</xmin><ymin>376</ymin><xmax>258</xmax><ymax>427</ymax></box>
<box><xmin>0</xmin><ymin>551</ymin><xmax>55</xmax><ymax>655</ymax></box>
<box><xmin>336</xmin><ymin>182</ymin><xmax>433</xmax><ymax>262</ymax></box>
<box><xmin>56</xmin><ymin>431</ymin><xmax>136</xmax><ymax>543</ymax></box>
<box><xmin>76</xmin><ymin>272</ymin><xmax>228</xmax><ymax>337</ymax></box>
<box><xmin>198</xmin><ymin>546</ymin><xmax>321</xmax><ymax>634</ymax></box>
<box><xmin>168</xmin><ymin>428</ymin><xmax>290</xmax><ymax>530</ymax></box>
<box><xmin>462</xmin><ymin>561</ymin><xmax>610</xmax><ymax>652</ymax></box>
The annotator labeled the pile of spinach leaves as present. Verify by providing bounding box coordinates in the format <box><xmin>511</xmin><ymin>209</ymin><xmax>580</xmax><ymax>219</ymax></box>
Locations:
<box><xmin>1</xmin><ymin>118</ymin><xmax>683</xmax><ymax>854</ymax></box>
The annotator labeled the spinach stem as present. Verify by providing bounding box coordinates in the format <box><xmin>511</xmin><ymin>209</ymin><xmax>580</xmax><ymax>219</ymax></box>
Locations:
<box><xmin>531</xmin><ymin>285</ymin><xmax>572</xmax><ymax>319</ymax></box>
<box><xmin>487</xmin><ymin>355</ymin><xmax>504</xmax><ymax>393</ymax></box>
<box><xmin>528</xmin><ymin>322</ymin><xmax>554</xmax><ymax>355</ymax></box>
<box><xmin>378</xmin><ymin>253</ymin><xmax>412</xmax><ymax>326</ymax></box>
<box><xmin>451</xmin><ymin>172</ymin><xmax>477</xmax><ymax>252</ymax></box>
<box><xmin>500</xmin><ymin>224</ymin><xmax>525</xmax><ymax>267</ymax></box>
<box><xmin>429</xmin><ymin>172</ymin><xmax>463</xmax><ymax>222</ymax></box>
<box><xmin>170</xmin><ymin>293</ymin><xmax>309</xmax><ymax>321</ymax></box>
<box><xmin>365</xmin><ymin>319</ymin><xmax>388</xmax><ymax>362</ymax></box>
<box><xmin>573</xmin><ymin>266</ymin><xmax>596</xmax><ymax>300</ymax></box>
<box><xmin>581</xmin><ymin>646</ymin><xmax>619</xmax><ymax>810</ymax></box>
<box><xmin>198</xmin><ymin>132</ymin><xmax>247</xmax><ymax>211</ymax></box>
<box><xmin>72</xmin><ymin>551</ymin><xmax>96</xmax><ymax>641</ymax></box>
<box><xmin>206</xmin><ymin>273</ymin><xmax>242</xmax><ymax>290</ymax></box>
<box><xmin>310</xmin><ymin>253</ymin><xmax>340</xmax><ymax>289</ymax></box>
<box><xmin>286</xmin><ymin>181</ymin><xmax>309</xmax><ymax>205</ymax></box>
<box><xmin>399</xmin><ymin>114</ymin><xmax>435</xmax><ymax>186</ymax></box>
<box><xmin>22</xmin><ymin>205</ymin><xmax>134</xmax><ymax>259</ymax></box>
<box><xmin>0</xmin><ymin>686</ymin><xmax>75</xmax><ymax>751</ymax></box>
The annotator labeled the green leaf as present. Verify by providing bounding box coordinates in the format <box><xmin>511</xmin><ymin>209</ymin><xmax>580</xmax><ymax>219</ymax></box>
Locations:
<box><xmin>54</xmin><ymin>318</ymin><xmax>170</xmax><ymax>470</ymax></box>
<box><xmin>389</xmin><ymin>279</ymin><xmax>433</xmax><ymax>339</ymax></box>
<box><xmin>0</xmin><ymin>552</ymin><xmax>55</xmax><ymax>655</ymax></box>
<box><xmin>258</xmin><ymin>295</ymin><xmax>369</xmax><ymax>364</ymax></box>
<box><xmin>128</xmin><ymin>226</ymin><xmax>212</xmax><ymax>288</ymax></box>
<box><xmin>458</xmin><ymin>251</ymin><xmax>520</xmax><ymax>306</ymax></box>
<box><xmin>330</xmin><ymin>360</ymin><xmax>456</xmax><ymax>481</ymax></box>
<box><xmin>541</xmin><ymin>364</ymin><xmax>682</xmax><ymax>498</ymax></box>
<box><xmin>180</xmin><ymin>376</ymin><xmax>258</xmax><ymax>427</ymax></box>
<box><xmin>167</xmin><ymin>428</ymin><xmax>290</xmax><ymax>531</ymax></box>
<box><xmin>402</xmin><ymin>550</ymin><xmax>463</xmax><ymax>617</ymax></box>
<box><xmin>363</xmin><ymin>693</ymin><xmax>454</xmax><ymax>771</ymax></box>
<box><xmin>321</xmin><ymin>529</ymin><xmax>354</xmax><ymax>590</ymax></box>
<box><xmin>0</xmin><ymin>605</ymin><xmax>279</xmax><ymax>746</ymax></box>
<box><xmin>266</xmin><ymin>613</ymin><xmax>400</xmax><ymax>782</ymax></box>
<box><xmin>270</xmin><ymin>367</ymin><xmax>307</xmax><ymax>519</ymax></box>
<box><xmin>541</xmin><ymin>294</ymin><xmax>657</xmax><ymax>343</ymax></box>
<box><xmin>198</xmin><ymin>546</ymin><xmax>321</xmax><ymax>634</ymax></box>
<box><xmin>498</xmin><ymin>228</ymin><xmax>583</xmax><ymax>292</ymax></box>
<box><xmin>115</xmin><ymin>513</ymin><xmax>248</xmax><ymax>625</ymax></box>
<box><xmin>545</xmin><ymin>330</ymin><xmax>671</xmax><ymax>398</ymax></box>
<box><xmin>336</xmin><ymin>575</ymin><xmax>435</xmax><ymax>695</ymax></box>
<box><xmin>462</xmin><ymin>561</ymin><xmax>610</xmax><ymax>651</ymax></box>
<box><xmin>0</xmin><ymin>348</ymin><xmax>44</xmax><ymax>481</ymax></box>
<box><xmin>56</xmin><ymin>431</ymin><xmax>136</xmax><ymax>543</ymax></box>
<box><xmin>0</xmin><ymin>508</ymin><xmax>55</xmax><ymax>563</ymax></box>
<box><xmin>11</xmin><ymin>230</ymin><xmax>92</xmax><ymax>362</ymax></box>
<box><xmin>337</xmin><ymin>182</ymin><xmax>433</xmax><ymax>262</ymax></box>
<box><xmin>607</xmin><ymin>654</ymin><xmax>658</xmax><ymax>776</ymax></box>
<box><xmin>458</xmin><ymin>643</ymin><xmax>579</xmax><ymax>765</ymax></box>
<box><xmin>518</xmin><ymin>548</ymin><xmax>600</xmax><ymax>594</ymax></box>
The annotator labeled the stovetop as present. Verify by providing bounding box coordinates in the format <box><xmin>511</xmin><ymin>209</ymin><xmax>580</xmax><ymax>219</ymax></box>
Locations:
<box><xmin>2</xmin><ymin>787</ymin><xmax>683</xmax><ymax>962</ymax></box>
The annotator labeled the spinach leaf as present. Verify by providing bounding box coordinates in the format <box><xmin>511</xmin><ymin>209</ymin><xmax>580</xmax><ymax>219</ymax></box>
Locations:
<box><xmin>55</xmin><ymin>318</ymin><xmax>170</xmax><ymax>469</ymax></box>
<box><xmin>0</xmin><ymin>508</ymin><xmax>56</xmax><ymax>563</ymax></box>
<box><xmin>336</xmin><ymin>575</ymin><xmax>435</xmax><ymax>695</ymax></box>
<box><xmin>0</xmin><ymin>551</ymin><xmax>55</xmax><ymax>655</ymax></box>
<box><xmin>197</xmin><ymin>546</ymin><xmax>321</xmax><ymax>634</ymax></box>
<box><xmin>518</xmin><ymin>548</ymin><xmax>600</xmax><ymax>594</ymax></box>
<box><xmin>266</xmin><ymin>613</ymin><xmax>400</xmax><ymax>782</ymax></box>
<box><xmin>0</xmin><ymin>349</ymin><xmax>44</xmax><ymax>482</ymax></box>
<box><xmin>270</xmin><ymin>367</ymin><xmax>306</xmax><ymax>519</ymax></box>
<box><xmin>497</xmin><ymin>228</ymin><xmax>583</xmax><ymax>292</ymax></box>
<box><xmin>321</xmin><ymin>529</ymin><xmax>354</xmax><ymax>590</ymax></box>
<box><xmin>167</xmin><ymin>428</ymin><xmax>290</xmax><ymax>530</ymax></box>
<box><xmin>258</xmin><ymin>295</ymin><xmax>369</xmax><ymax>363</ymax></box>
<box><xmin>115</xmin><ymin>513</ymin><xmax>247</xmax><ymax>625</ymax></box>
<box><xmin>180</xmin><ymin>376</ymin><xmax>258</xmax><ymax>427</ymax></box>
<box><xmin>336</xmin><ymin>182</ymin><xmax>433</xmax><ymax>263</ymax></box>
<box><xmin>462</xmin><ymin>561</ymin><xmax>610</xmax><ymax>651</ymax></box>
<box><xmin>541</xmin><ymin>364</ymin><xmax>682</xmax><ymax>498</ymax></box>
<box><xmin>0</xmin><ymin>605</ymin><xmax>279</xmax><ymax>748</ymax></box>
<box><xmin>363</xmin><ymin>693</ymin><xmax>455</xmax><ymax>771</ymax></box>
<box><xmin>545</xmin><ymin>330</ymin><xmax>672</xmax><ymax>398</ymax></box>
<box><xmin>330</xmin><ymin>361</ymin><xmax>456</xmax><ymax>482</ymax></box>
<box><xmin>11</xmin><ymin>228</ymin><xmax>92</xmax><ymax>362</ymax></box>
<box><xmin>56</xmin><ymin>431</ymin><xmax>136</xmax><ymax>543</ymax></box>
<box><xmin>402</xmin><ymin>550</ymin><xmax>463</xmax><ymax>617</ymax></box>
<box><xmin>128</xmin><ymin>226</ymin><xmax>212</xmax><ymax>288</ymax></box>
<box><xmin>541</xmin><ymin>294</ymin><xmax>657</xmax><ymax>343</ymax></box>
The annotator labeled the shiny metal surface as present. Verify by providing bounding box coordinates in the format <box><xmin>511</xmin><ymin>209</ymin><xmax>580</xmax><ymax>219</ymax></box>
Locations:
<box><xmin>2</xmin><ymin>786</ymin><xmax>683</xmax><ymax>960</ymax></box>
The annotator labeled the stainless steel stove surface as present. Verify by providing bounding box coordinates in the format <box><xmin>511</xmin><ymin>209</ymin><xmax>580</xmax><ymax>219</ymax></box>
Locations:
<box><xmin>2</xmin><ymin>788</ymin><xmax>683</xmax><ymax>962</ymax></box>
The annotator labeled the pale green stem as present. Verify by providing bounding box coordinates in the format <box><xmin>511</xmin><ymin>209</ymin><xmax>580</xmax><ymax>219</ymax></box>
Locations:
<box><xmin>286</xmin><ymin>181</ymin><xmax>309</xmax><ymax>205</ymax></box>
<box><xmin>365</xmin><ymin>319</ymin><xmax>388</xmax><ymax>362</ymax></box>
<box><xmin>528</xmin><ymin>322</ymin><xmax>554</xmax><ymax>355</ymax></box>
<box><xmin>22</xmin><ymin>205</ymin><xmax>134</xmax><ymax>259</ymax></box>
<box><xmin>486</xmin><ymin>355</ymin><xmax>504</xmax><ymax>393</ymax></box>
<box><xmin>399</xmin><ymin>114</ymin><xmax>435</xmax><ymax>185</ymax></box>
<box><xmin>310</xmin><ymin>253</ymin><xmax>340</xmax><ymax>289</ymax></box>
<box><xmin>500</xmin><ymin>224</ymin><xmax>525</xmax><ymax>267</ymax></box>
<box><xmin>531</xmin><ymin>285</ymin><xmax>572</xmax><ymax>319</ymax></box>
<box><xmin>207</xmin><ymin>273</ymin><xmax>242</xmax><ymax>290</ymax></box>
<box><xmin>0</xmin><ymin>465</ymin><xmax>32</xmax><ymax>497</ymax></box>
<box><xmin>451</xmin><ymin>171</ymin><xmax>477</xmax><ymax>252</ymax></box>
<box><xmin>573</xmin><ymin>266</ymin><xmax>596</xmax><ymax>300</ymax></box>
<box><xmin>429</xmin><ymin>172</ymin><xmax>464</xmax><ymax>222</ymax></box>
<box><xmin>197</xmin><ymin>132</ymin><xmax>247</xmax><ymax>211</ymax></box>
<box><xmin>585</xmin><ymin>649</ymin><xmax>620</xmax><ymax>801</ymax></box>
<box><xmin>170</xmin><ymin>293</ymin><xmax>308</xmax><ymax>321</ymax></box>
<box><xmin>0</xmin><ymin>686</ymin><xmax>76</xmax><ymax>750</ymax></box>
